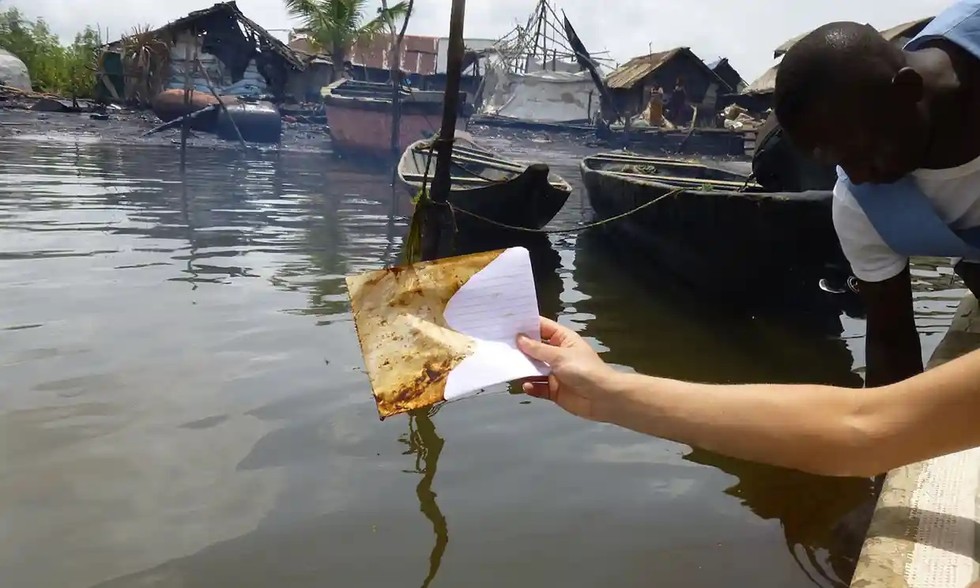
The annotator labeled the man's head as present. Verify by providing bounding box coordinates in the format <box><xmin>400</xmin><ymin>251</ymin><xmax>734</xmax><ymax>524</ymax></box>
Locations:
<box><xmin>774</xmin><ymin>21</ymin><xmax>931</xmax><ymax>184</ymax></box>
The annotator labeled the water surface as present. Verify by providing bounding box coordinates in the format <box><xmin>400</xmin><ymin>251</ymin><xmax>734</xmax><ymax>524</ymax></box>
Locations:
<box><xmin>0</xmin><ymin>136</ymin><xmax>966</xmax><ymax>588</ymax></box>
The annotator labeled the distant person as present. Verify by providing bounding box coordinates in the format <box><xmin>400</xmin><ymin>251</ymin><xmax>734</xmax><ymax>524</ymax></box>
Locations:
<box><xmin>642</xmin><ymin>85</ymin><xmax>664</xmax><ymax>126</ymax></box>
<box><xmin>665</xmin><ymin>77</ymin><xmax>688</xmax><ymax>124</ymax></box>
<box><xmin>771</xmin><ymin>1</ymin><xmax>980</xmax><ymax>387</ymax></box>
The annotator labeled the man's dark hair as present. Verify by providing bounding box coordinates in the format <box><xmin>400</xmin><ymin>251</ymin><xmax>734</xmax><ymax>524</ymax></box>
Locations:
<box><xmin>774</xmin><ymin>21</ymin><xmax>904</xmax><ymax>135</ymax></box>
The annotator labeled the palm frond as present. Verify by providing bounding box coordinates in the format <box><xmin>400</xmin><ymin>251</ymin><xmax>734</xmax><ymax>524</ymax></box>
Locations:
<box><xmin>383</xmin><ymin>1</ymin><xmax>411</xmax><ymax>20</ymax></box>
<box><xmin>360</xmin><ymin>2</ymin><xmax>408</xmax><ymax>40</ymax></box>
<box><xmin>285</xmin><ymin>0</ymin><xmax>408</xmax><ymax>54</ymax></box>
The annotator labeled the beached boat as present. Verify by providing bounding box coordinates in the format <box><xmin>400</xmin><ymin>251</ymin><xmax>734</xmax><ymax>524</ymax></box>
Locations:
<box><xmin>322</xmin><ymin>79</ymin><xmax>473</xmax><ymax>160</ymax></box>
<box><xmin>397</xmin><ymin>132</ymin><xmax>572</xmax><ymax>233</ymax></box>
<box><xmin>580</xmin><ymin>152</ymin><xmax>851</xmax><ymax>303</ymax></box>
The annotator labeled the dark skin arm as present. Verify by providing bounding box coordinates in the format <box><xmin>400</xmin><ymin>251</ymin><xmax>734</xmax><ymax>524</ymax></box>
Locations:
<box><xmin>860</xmin><ymin>264</ymin><xmax>923</xmax><ymax>387</ymax></box>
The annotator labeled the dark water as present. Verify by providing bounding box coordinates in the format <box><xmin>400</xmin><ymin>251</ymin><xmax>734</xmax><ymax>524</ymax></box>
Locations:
<box><xmin>0</xmin><ymin>135</ymin><xmax>968</xmax><ymax>588</ymax></box>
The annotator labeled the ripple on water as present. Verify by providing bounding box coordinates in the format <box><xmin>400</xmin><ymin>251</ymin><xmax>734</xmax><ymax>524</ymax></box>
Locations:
<box><xmin>0</xmin><ymin>138</ymin><xmax>966</xmax><ymax>588</ymax></box>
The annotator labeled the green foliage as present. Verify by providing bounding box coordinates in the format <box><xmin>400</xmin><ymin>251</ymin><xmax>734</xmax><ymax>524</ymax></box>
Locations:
<box><xmin>0</xmin><ymin>8</ymin><xmax>102</xmax><ymax>97</ymax></box>
<box><xmin>284</xmin><ymin>0</ymin><xmax>410</xmax><ymax>79</ymax></box>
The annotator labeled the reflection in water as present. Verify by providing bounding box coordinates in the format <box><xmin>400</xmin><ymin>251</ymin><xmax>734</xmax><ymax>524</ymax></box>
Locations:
<box><xmin>177</xmin><ymin>174</ymin><xmax>200</xmax><ymax>288</ymax></box>
<box><xmin>571</xmin><ymin>229</ymin><xmax>872</xmax><ymax>587</ymax></box>
<box><xmin>400</xmin><ymin>410</ymin><xmax>449</xmax><ymax>588</ymax></box>
<box><xmin>683</xmin><ymin>449</ymin><xmax>879</xmax><ymax>588</ymax></box>
<box><xmin>1</xmin><ymin>138</ymin><xmax>967</xmax><ymax>588</ymax></box>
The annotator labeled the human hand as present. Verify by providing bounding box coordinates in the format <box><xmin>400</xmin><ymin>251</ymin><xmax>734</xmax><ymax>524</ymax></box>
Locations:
<box><xmin>516</xmin><ymin>316</ymin><xmax>620</xmax><ymax>421</ymax></box>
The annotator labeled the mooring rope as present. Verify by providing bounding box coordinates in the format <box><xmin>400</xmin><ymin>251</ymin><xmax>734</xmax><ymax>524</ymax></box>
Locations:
<box><xmin>437</xmin><ymin>187</ymin><xmax>684</xmax><ymax>234</ymax></box>
<box><xmin>412</xmin><ymin>138</ymin><xmax>685</xmax><ymax>236</ymax></box>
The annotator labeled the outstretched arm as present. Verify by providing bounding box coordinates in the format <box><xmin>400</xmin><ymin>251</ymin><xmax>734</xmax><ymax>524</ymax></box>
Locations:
<box><xmin>518</xmin><ymin>317</ymin><xmax>980</xmax><ymax>477</ymax></box>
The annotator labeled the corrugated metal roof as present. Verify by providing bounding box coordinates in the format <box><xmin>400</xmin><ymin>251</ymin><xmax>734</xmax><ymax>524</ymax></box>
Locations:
<box><xmin>349</xmin><ymin>34</ymin><xmax>440</xmax><ymax>75</ymax></box>
<box><xmin>164</xmin><ymin>2</ymin><xmax>304</xmax><ymax>70</ymax></box>
<box><xmin>741</xmin><ymin>63</ymin><xmax>778</xmax><ymax>96</ymax></box>
<box><xmin>605</xmin><ymin>48</ymin><xmax>683</xmax><ymax>90</ymax></box>
<box><xmin>106</xmin><ymin>2</ymin><xmax>305</xmax><ymax>70</ymax></box>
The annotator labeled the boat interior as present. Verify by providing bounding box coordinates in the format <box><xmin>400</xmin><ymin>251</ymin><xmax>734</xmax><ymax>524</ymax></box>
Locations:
<box><xmin>585</xmin><ymin>152</ymin><xmax>762</xmax><ymax>192</ymax></box>
<box><xmin>401</xmin><ymin>134</ymin><xmax>570</xmax><ymax>190</ymax></box>
<box><xmin>323</xmin><ymin>79</ymin><xmax>456</xmax><ymax>104</ymax></box>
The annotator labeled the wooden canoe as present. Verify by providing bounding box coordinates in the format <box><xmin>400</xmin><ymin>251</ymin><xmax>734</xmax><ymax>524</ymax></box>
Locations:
<box><xmin>397</xmin><ymin>132</ymin><xmax>572</xmax><ymax>234</ymax></box>
<box><xmin>580</xmin><ymin>152</ymin><xmax>852</xmax><ymax>303</ymax></box>
<box><xmin>323</xmin><ymin>79</ymin><xmax>473</xmax><ymax>160</ymax></box>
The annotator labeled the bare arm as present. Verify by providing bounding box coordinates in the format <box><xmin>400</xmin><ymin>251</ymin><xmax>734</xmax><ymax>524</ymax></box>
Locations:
<box><xmin>861</xmin><ymin>264</ymin><xmax>923</xmax><ymax>387</ymax></box>
<box><xmin>518</xmin><ymin>318</ymin><xmax>980</xmax><ymax>478</ymax></box>
<box><xmin>599</xmin><ymin>350</ymin><xmax>980</xmax><ymax>477</ymax></box>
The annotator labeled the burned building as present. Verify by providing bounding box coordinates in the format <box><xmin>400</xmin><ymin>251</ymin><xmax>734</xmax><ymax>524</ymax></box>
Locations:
<box><xmin>99</xmin><ymin>2</ymin><xmax>305</xmax><ymax>105</ymax></box>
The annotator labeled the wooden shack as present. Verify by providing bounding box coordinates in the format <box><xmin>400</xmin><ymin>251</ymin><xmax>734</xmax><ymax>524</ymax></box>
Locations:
<box><xmin>604</xmin><ymin>47</ymin><xmax>734</xmax><ymax>127</ymax></box>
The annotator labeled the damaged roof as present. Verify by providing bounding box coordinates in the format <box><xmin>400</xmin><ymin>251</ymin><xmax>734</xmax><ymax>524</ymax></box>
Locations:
<box><xmin>125</xmin><ymin>2</ymin><xmax>305</xmax><ymax>70</ymax></box>
<box><xmin>741</xmin><ymin>63</ymin><xmax>778</xmax><ymax>96</ymax></box>
<box><xmin>605</xmin><ymin>47</ymin><xmax>730</xmax><ymax>91</ymax></box>
<box><xmin>605</xmin><ymin>48</ymin><xmax>684</xmax><ymax>89</ymax></box>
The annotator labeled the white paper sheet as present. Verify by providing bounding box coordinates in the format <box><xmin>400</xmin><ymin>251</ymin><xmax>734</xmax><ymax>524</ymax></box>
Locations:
<box><xmin>442</xmin><ymin>247</ymin><xmax>550</xmax><ymax>401</ymax></box>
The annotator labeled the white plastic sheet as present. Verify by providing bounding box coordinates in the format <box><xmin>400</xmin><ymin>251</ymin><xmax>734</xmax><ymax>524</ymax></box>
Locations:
<box><xmin>479</xmin><ymin>66</ymin><xmax>598</xmax><ymax>124</ymax></box>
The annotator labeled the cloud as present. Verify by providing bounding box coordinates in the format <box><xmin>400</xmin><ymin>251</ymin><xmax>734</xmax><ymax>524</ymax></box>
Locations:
<box><xmin>2</xmin><ymin>0</ymin><xmax>951</xmax><ymax>81</ymax></box>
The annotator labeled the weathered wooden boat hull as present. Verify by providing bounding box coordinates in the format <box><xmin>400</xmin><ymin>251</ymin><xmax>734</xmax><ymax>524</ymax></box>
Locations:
<box><xmin>580</xmin><ymin>158</ymin><xmax>850</xmax><ymax>303</ymax></box>
<box><xmin>325</xmin><ymin>99</ymin><xmax>466</xmax><ymax>159</ymax></box>
<box><xmin>322</xmin><ymin>80</ymin><xmax>472</xmax><ymax>160</ymax></box>
<box><xmin>398</xmin><ymin>135</ymin><xmax>572</xmax><ymax>235</ymax></box>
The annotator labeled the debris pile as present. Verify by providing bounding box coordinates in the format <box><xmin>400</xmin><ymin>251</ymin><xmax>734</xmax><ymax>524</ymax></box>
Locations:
<box><xmin>720</xmin><ymin>104</ymin><xmax>764</xmax><ymax>131</ymax></box>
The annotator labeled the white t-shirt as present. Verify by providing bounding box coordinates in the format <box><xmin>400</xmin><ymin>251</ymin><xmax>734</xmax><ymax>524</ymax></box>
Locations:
<box><xmin>833</xmin><ymin>153</ymin><xmax>980</xmax><ymax>282</ymax></box>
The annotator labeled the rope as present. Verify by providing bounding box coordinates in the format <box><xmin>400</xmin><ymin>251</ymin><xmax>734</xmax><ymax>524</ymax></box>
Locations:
<box><xmin>413</xmin><ymin>137</ymin><xmax>685</xmax><ymax>235</ymax></box>
<box><xmin>412</xmin><ymin>136</ymin><xmax>684</xmax><ymax>237</ymax></box>
<box><xmin>438</xmin><ymin>186</ymin><xmax>685</xmax><ymax>234</ymax></box>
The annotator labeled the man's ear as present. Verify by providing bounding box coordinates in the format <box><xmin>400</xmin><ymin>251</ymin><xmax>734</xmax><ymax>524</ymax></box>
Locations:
<box><xmin>891</xmin><ymin>67</ymin><xmax>924</xmax><ymax>104</ymax></box>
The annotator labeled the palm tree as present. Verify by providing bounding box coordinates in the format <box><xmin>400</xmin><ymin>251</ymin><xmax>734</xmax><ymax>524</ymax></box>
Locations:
<box><xmin>284</xmin><ymin>0</ymin><xmax>410</xmax><ymax>81</ymax></box>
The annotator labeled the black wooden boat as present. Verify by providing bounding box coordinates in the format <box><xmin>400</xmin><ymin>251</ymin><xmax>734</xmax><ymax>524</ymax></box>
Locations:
<box><xmin>397</xmin><ymin>132</ymin><xmax>572</xmax><ymax>234</ymax></box>
<box><xmin>580</xmin><ymin>152</ymin><xmax>852</xmax><ymax>304</ymax></box>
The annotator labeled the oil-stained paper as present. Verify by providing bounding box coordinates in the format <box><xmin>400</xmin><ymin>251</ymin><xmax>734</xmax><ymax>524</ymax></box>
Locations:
<box><xmin>346</xmin><ymin>247</ymin><xmax>548</xmax><ymax>419</ymax></box>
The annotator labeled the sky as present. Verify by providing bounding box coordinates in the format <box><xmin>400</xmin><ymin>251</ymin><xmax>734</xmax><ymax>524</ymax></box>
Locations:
<box><xmin>1</xmin><ymin>0</ymin><xmax>953</xmax><ymax>82</ymax></box>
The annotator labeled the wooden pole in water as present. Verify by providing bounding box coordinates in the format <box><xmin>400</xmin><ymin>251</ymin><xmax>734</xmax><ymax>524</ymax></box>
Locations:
<box><xmin>420</xmin><ymin>0</ymin><xmax>466</xmax><ymax>261</ymax></box>
<box><xmin>386</xmin><ymin>0</ymin><xmax>415</xmax><ymax>156</ymax></box>
<box><xmin>198</xmin><ymin>59</ymin><xmax>246</xmax><ymax>149</ymax></box>
<box><xmin>180</xmin><ymin>45</ymin><xmax>193</xmax><ymax>171</ymax></box>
